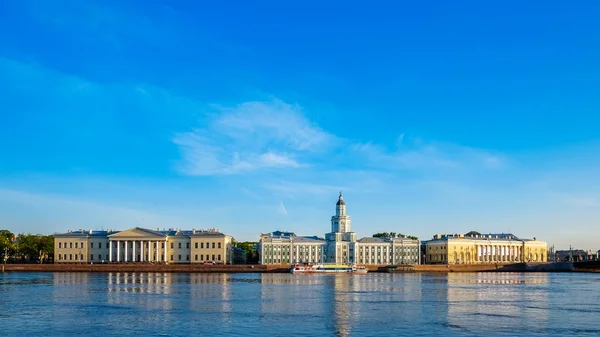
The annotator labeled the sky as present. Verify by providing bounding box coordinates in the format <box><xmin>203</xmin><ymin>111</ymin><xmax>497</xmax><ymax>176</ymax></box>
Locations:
<box><xmin>0</xmin><ymin>1</ymin><xmax>599</xmax><ymax>249</ymax></box>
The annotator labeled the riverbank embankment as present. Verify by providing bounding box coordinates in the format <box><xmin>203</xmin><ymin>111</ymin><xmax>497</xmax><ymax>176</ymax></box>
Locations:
<box><xmin>1</xmin><ymin>261</ymin><xmax>595</xmax><ymax>273</ymax></box>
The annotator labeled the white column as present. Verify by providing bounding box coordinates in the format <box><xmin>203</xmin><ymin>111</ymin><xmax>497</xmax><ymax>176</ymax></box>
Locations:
<box><xmin>133</xmin><ymin>241</ymin><xmax>136</xmax><ymax>262</ymax></box>
<box><xmin>164</xmin><ymin>239</ymin><xmax>168</xmax><ymax>262</ymax></box>
<box><xmin>125</xmin><ymin>241</ymin><xmax>128</xmax><ymax>262</ymax></box>
<box><xmin>141</xmin><ymin>241</ymin><xmax>144</xmax><ymax>262</ymax></box>
<box><xmin>109</xmin><ymin>241</ymin><xmax>113</xmax><ymax>262</ymax></box>
<box><xmin>117</xmin><ymin>240</ymin><xmax>121</xmax><ymax>262</ymax></box>
<box><xmin>155</xmin><ymin>241</ymin><xmax>158</xmax><ymax>262</ymax></box>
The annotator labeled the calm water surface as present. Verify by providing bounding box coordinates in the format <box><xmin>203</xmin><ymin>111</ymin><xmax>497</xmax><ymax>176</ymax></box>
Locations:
<box><xmin>1</xmin><ymin>272</ymin><xmax>600</xmax><ymax>336</ymax></box>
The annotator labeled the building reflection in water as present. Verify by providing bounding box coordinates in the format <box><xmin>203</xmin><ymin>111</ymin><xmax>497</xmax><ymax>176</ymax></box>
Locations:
<box><xmin>260</xmin><ymin>273</ymin><xmax>326</xmax><ymax>328</ymax></box>
<box><xmin>189</xmin><ymin>273</ymin><xmax>231</xmax><ymax>324</ymax></box>
<box><xmin>445</xmin><ymin>272</ymin><xmax>549</xmax><ymax>334</ymax></box>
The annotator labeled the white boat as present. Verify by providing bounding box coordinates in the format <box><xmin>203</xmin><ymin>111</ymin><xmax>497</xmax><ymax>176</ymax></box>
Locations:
<box><xmin>291</xmin><ymin>263</ymin><xmax>368</xmax><ymax>274</ymax></box>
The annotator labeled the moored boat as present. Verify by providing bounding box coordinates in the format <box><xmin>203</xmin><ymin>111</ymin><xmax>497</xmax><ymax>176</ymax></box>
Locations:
<box><xmin>291</xmin><ymin>263</ymin><xmax>368</xmax><ymax>274</ymax></box>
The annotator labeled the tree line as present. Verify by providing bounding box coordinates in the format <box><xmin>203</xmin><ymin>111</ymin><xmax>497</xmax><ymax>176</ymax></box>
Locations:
<box><xmin>0</xmin><ymin>230</ymin><xmax>54</xmax><ymax>264</ymax></box>
<box><xmin>232</xmin><ymin>240</ymin><xmax>259</xmax><ymax>264</ymax></box>
<box><xmin>372</xmin><ymin>232</ymin><xmax>419</xmax><ymax>240</ymax></box>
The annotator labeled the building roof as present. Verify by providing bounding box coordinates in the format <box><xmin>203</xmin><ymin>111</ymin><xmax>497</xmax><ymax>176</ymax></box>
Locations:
<box><xmin>54</xmin><ymin>227</ymin><xmax>229</xmax><ymax>238</ymax></box>
<box><xmin>336</xmin><ymin>192</ymin><xmax>345</xmax><ymax>206</ymax></box>
<box><xmin>358</xmin><ymin>237</ymin><xmax>390</xmax><ymax>244</ymax></box>
<box><xmin>262</xmin><ymin>230</ymin><xmax>296</xmax><ymax>238</ymax></box>
<box><xmin>429</xmin><ymin>232</ymin><xmax>522</xmax><ymax>242</ymax></box>
<box><xmin>53</xmin><ymin>229</ymin><xmax>118</xmax><ymax>237</ymax></box>
<box><xmin>295</xmin><ymin>236</ymin><xmax>325</xmax><ymax>243</ymax></box>
<box><xmin>357</xmin><ymin>237</ymin><xmax>419</xmax><ymax>244</ymax></box>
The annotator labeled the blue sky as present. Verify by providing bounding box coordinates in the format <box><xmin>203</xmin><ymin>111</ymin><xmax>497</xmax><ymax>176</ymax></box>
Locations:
<box><xmin>0</xmin><ymin>1</ymin><xmax>599</xmax><ymax>249</ymax></box>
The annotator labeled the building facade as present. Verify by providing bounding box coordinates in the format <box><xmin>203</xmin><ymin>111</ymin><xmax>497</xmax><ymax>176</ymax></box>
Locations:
<box><xmin>259</xmin><ymin>231</ymin><xmax>326</xmax><ymax>265</ymax></box>
<box><xmin>424</xmin><ymin>231</ymin><xmax>548</xmax><ymax>264</ymax></box>
<box><xmin>259</xmin><ymin>193</ymin><xmax>420</xmax><ymax>265</ymax></box>
<box><xmin>54</xmin><ymin>227</ymin><xmax>236</xmax><ymax>264</ymax></box>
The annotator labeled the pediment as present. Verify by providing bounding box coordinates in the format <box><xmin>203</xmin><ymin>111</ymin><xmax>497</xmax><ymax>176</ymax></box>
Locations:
<box><xmin>108</xmin><ymin>227</ymin><xmax>165</xmax><ymax>239</ymax></box>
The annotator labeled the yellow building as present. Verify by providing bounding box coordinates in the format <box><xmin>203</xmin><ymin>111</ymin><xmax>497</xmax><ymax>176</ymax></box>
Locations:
<box><xmin>54</xmin><ymin>227</ymin><xmax>235</xmax><ymax>264</ymax></box>
<box><xmin>424</xmin><ymin>231</ymin><xmax>547</xmax><ymax>264</ymax></box>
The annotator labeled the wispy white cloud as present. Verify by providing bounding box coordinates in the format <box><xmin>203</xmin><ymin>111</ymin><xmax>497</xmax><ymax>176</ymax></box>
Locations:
<box><xmin>350</xmin><ymin>136</ymin><xmax>504</xmax><ymax>171</ymax></box>
<box><xmin>173</xmin><ymin>99</ymin><xmax>333</xmax><ymax>175</ymax></box>
<box><xmin>278</xmin><ymin>200</ymin><xmax>288</xmax><ymax>216</ymax></box>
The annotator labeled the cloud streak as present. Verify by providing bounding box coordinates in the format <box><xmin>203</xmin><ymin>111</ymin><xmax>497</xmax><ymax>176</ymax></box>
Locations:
<box><xmin>173</xmin><ymin>99</ymin><xmax>333</xmax><ymax>175</ymax></box>
<box><xmin>278</xmin><ymin>200</ymin><xmax>288</xmax><ymax>216</ymax></box>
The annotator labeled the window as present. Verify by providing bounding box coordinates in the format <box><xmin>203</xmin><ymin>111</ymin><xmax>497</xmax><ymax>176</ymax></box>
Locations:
<box><xmin>212</xmin><ymin>242</ymin><xmax>215</xmax><ymax>249</ymax></box>
<box><xmin>178</xmin><ymin>242</ymin><xmax>181</xmax><ymax>249</ymax></box>
<box><xmin>178</xmin><ymin>255</ymin><xmax>181</xmax><ymax>261</ymax></box>
<box><xmin>81</xmin><ymin>243</ymin><xmax>84</xmax><ymax>249</ymax></box>
<box><xmin>80</xmin><ymin>254</ymin><xmax>83</xmax><ymax>260</ymax></box>
<box><xmin>201</xmin><ymin>243</ymin><xmax>204</xmax><ymax>249</ymax></box>
<box><xmin>187</xmin><ymin>243</ymin><xmax>190</xmax><ymax>249</ymax></box>
<box><xmin>171</xmin><ymin>243</ymin><xmax>174</xmax><ymax>249</ymax></box>
<box><xmin>201</xmin><ymin>254</ymin><xmax>204</xmax><ymax>261</ymax></box>
<box><xmin>58</xmin><ymin>254</ymin><xmax>61</xmax><ymax>260</ymax></box>
<box><xmin>98</xmin><ymin>254</ymin><xmax>102</xmax><ymax>261</ymax></box>
<box><xmin>162</xmin><ymin>243</ymin><xmax>165</xmax><ymax>248</ymax></box>
<box><xmin>186</xmin><ymin>255</ymin><xmax>189</xmax><ymax>261</ymax></box>
<box><xmin>106</xmin><ymin>254</ymin><xmax>109</xmax><ymax>260</ymax></box>
<box><xmin>218</xmin><ymin>254</ymin><xmax>221</xmax><ymax>261</ymax></box>
<box><xmin>91</xmin><ymin>242</ymin><xmax>94</xmax><ymax>249</ymax></box>
<box><xmin>70</xmin><ymin>242</ymin><xmax>73</xmax><ymax>248</ymax></box>
<box><xmin>59</xmin><ymin>243</ymin><xmax>62</xmax><ymax>249</ymax></box>
<box><xmin>99</xmin><ymin>242</ymin><xmax>102</xmax><ymax>249</ymax></box>
<box><xmin>75</xmin><ymin>254</ymin><xmax>78</xmax><ymax>261</ymax></box>
<box><xmin>75</xmin><ymin>242</ymin><xmax>78</xmax><ymax>249</ymax></box>
<box><xmin>212</xmin><ymin>254</ymin><xmax>215</xmax><ymax>260</ymax></box>
<box><xmin>195</xmin><ymin>254</ymin><xmax>198</xmax><ymax>261</ymax></box>
<box><xmin>218</xmin><ymin>243</ymin><xmax>221</xmax><ymax>249</ymax></box>
<box><xmin>195</xmin><ymin>242</ymin><xmax>198</xmax><ymax>249</ymax></box>
<box><xmin>69</xmin><ymin>254</ymin><xmax>72</xmax><ymax>260</ymax></box>
<box><xmin>90</xmin><ymin>254</ymin><xmax>94</xmax><ymax>261</ymax></box>
<box><xmin>171</xmin><ymin>255</ymin><xmax>174</xmax><ymax>261</ymax></box>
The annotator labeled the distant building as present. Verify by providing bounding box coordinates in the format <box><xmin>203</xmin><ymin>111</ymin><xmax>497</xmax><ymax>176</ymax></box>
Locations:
<box><xmin>259</xmin><ymin>231</ymin><xmax>326</xmax><ymax>265</ymax></box>
<box><xmin>232</xmin><ymin>246</ymin><xmax>247</xmax><ymax>264</ymax></box>
<box><xmin>424</xmin><ymin>231</ymin><xmax>548</xmax><ymax>264</ymax></box>
<box><xmin>53</xmin><ymin>227</ymin><xmax>239</xmax><ymax>264</ymax></box>
<box><xmin>259</xmin><ymin>193</ymin><xmax>420</xmax><ymax>265</ymax></box>
<box><xmin>555</xmin><ymin>249</ymin><xmax>597</xmax><ymax>262</ymax></box>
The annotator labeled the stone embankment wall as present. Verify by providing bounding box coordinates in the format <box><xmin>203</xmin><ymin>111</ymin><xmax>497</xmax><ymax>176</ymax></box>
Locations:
<box><xmin>0</xmin><ymin>262</ymin><xmax>587</xmax><ymax>273</ymax></box>
<box><xmin>1</xmin><ymin>264</ymin><xmax>271</xmax><ymax>273</ymax></box>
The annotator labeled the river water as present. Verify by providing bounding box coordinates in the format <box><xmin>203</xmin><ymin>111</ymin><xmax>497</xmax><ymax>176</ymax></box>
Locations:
<box><xmin>1</xmin><ymin>272</ymin><xmax>599</xmax><ymax>336</ymax></box>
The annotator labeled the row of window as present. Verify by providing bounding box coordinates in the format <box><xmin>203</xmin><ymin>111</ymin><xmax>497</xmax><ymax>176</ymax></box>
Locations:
<box><xmin>169</xmin><ymin>254</ymin><xmax>222</xmax><ymax>261</ymax></box>
<box><xmin>57</xmin><ymin>254</ymin><xmax>85</xmax><ymax>261</ymax></box>
<box><xmin>58</xmin><ymin>242</ymin><xmax>86</xmax><ymax>249</ymax></box>
<box><xmin>171</xmin><ymin>242</ymin><xmax>221</xmax><ymax>249</ymax></box>
<box><xmin>58</xmin><ymin>241</ymin><xmax>223</xmax><ymax>250</ymax></box>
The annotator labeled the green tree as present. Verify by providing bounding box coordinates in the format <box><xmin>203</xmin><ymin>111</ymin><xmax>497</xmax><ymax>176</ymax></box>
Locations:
<box><xmin>0</xmin><ymin>229</ymin><xmax>15</xmax><ymax>263</ymax></box>
<box><xmin>372</xmin><ymin>232</ymin><xmax>419</xmax><ymax>240</ymax></box>
<box><xmin>15</xmin><ymin>234</ymin><xmax>54</xmax><ymax>263</ymax></box>
<box><xmin>233</xmin><ymin>240</ymin><xmax>259</xmax><ymax>264</ymax></box>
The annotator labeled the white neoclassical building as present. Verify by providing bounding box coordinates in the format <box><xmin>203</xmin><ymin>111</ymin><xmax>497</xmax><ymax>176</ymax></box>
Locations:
<box><xmin>259</xmin><ymin>193</ymin><xmax>421</xmax><ymax>265</ymax></box>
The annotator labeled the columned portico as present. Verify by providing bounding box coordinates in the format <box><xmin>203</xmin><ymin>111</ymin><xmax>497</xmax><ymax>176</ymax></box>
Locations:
<box><xmin>107</xmin><ymin>228</ymin><xmax>169</xmax><ymax>264</ymax></box>
<box><xmin>164</xmin><ymin>239</ymin><xmax>168</xmax><ymax>262</ymax></box>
